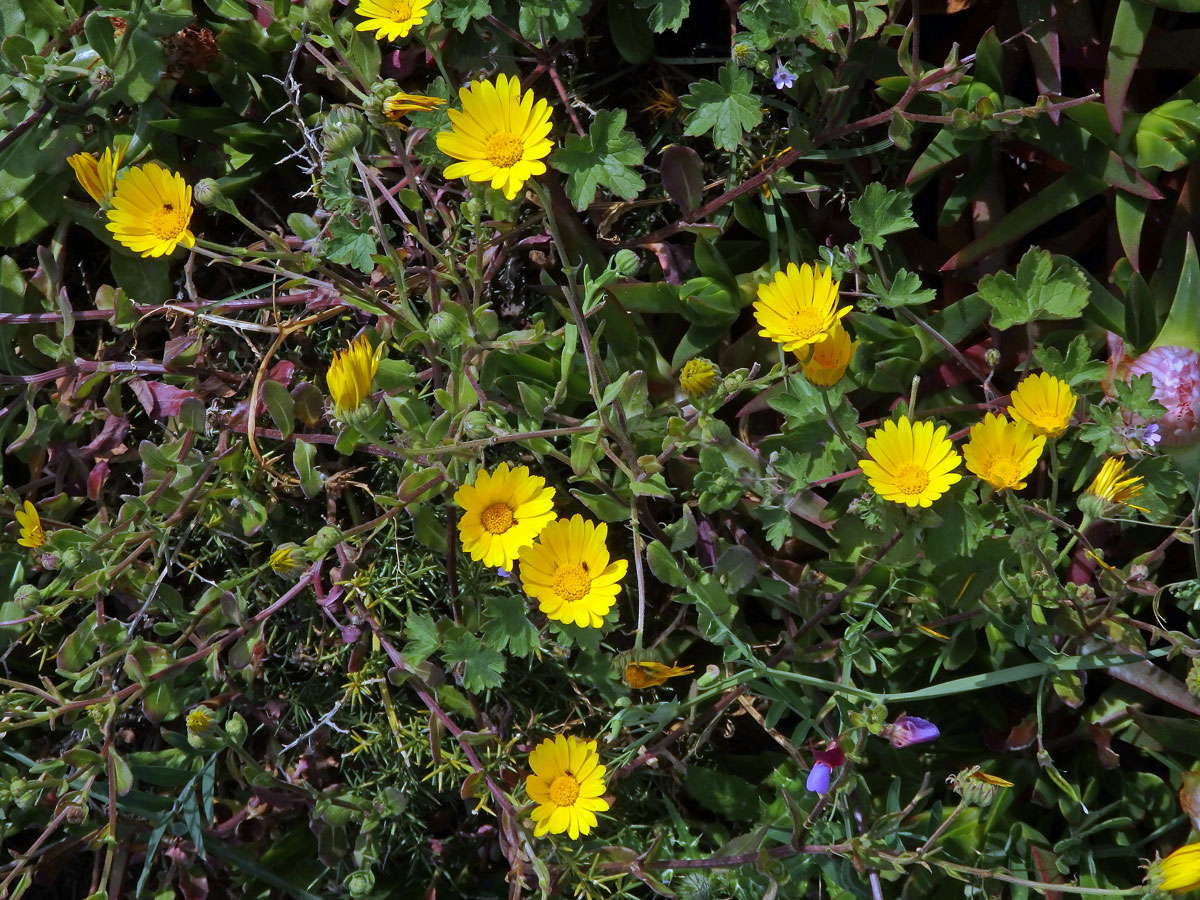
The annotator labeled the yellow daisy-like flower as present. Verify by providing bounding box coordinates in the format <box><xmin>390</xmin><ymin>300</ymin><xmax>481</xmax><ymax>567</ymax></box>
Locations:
<box><xmin>525</xmin><ymin>734</ymin><xmax>610</xmax><ymax>839</ymax></box>
<box><xmin>519</xmin><ymin>515</ymin><xmax>627</xmax><ymax>628</ymax></box>
<box><xmin>436</xmin><ymin>73</ymin><xmax>554</xmax><ymax>201</ymax></box>
<box><xmin>679</xmin><ymin>359</ymin><xmax>717</xmax><ymax>397</ymax></box>
<box><xmin>1160</xmin><ymin>843</ymin><xmax>1200</xmax><ymax>893</ymax></box>
<box><xmin>267</xmin><ymin>544</ymin><xmax>305</xmax><ymax>575</ymax></box>
<box><xmin>753</xmin><ymin>262</ymin><xmax>851</xmax><ymax>353</ymax></box>
<box><xmin>1085</xmin><ymin>457</ymin><xmax>1145</xmax><ymax>508</ymax></box>
<box><xmin>454</xmin><ymin>463</ymin><xmax>556</xmax><ymax>570</ymax></box>
<box><xmin>624</xmin><ymin>661</ymin><xmax>694</xmax><ymax>689</ymax></box>
<box><xmin>962</xmin><ymin>413</ymin><xmax>1045</xmax><ymax>492</ymax></box>
<box><xmin>186</xmin><ymin>706</ymin><xmax>214</xmax><ymax>735</ymax></box>
<box><xmin>859</xmin><ymin>416</ymin><xmax>963</xmax><ymax>508</ymax></box>
<box><xmin>327</xmin><ymin>334</ymin><xmax>383</xmax><ymax>417</ymax></box>
<box><xmin>15</xmin><ymin>500</ymin><xmax>45</xmax><ymax>549</ymax></box>
<box><xmin>1008</xmin><ymin>372</ymin><xmax>1077</xmax><ymax>438</ymax></box>
<box><xmin>105</xmin><ymin>163</ymin><xmax>196</xmax><ymax>258</ymax></box>
<box><xmin>383</xmin><ymin>90</ymin><xmax>446</xmax><ymax>120</ymax></box>
<box><xmin>67</xmin><ymin>140</ymin><xmax>127</xmax><ymax>205</ymax></box>
<box><xmin>354</xmin><ymin>0</ymin><xmax>432</xmax><ymax>41</ymax></box>
<box><xmin>802</xmin><ymin>320</ymin><xmax>857</xmax><ymax>387</ymax></box>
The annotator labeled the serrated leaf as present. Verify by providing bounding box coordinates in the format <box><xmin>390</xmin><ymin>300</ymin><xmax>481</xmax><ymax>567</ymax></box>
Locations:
<box><xmin>442</xmin><ymin>637</ymin><xmax>506</xmax><ymax>692</ymax></box>
<box><xmin>403</xmin><ymin>613</ymin><xmax>440</xmax><ymax>667</ymax></box>
<box><xmin>483</xmin><ymin>595</ymin><xmax>540</xmax><ymax>657</ymax></box>
<box><xmin>849</xmin><ymin>183</ymin><xmax>916</xmax><ymax>249</ymax></box>
<box><xmin>681</xmin><ymin>64</ymin><xmax>763</xmax><ymax>152</ymax></box>
<box><xmin>636</xmin><ymin>0</ymin><xmax>689</xmax><ymax>31</ymax></box>
<box><xmin>868</xmin><ymin>268</ymin><xmax>935</xmax><ymax>308</ymax></box>
<box><xmin>977</xmin><ymin>247</ymin><xmax>1090</xmax><ymax>330</ymax></box>
<box><xmin>552</xmin><ymin>109</ymin><xmax>646</xmax><ymax>210</ymax></box>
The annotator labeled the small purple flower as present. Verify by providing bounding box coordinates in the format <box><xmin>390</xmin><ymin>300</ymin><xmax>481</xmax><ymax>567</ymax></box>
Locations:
<box><xmin>886</xmin><ymin>715</ymin><xmax>941</xmax><ymax>748</ymax></box>
<box><xmin>806</xmin><ymin>761</ymin><xmax>831</xmax><ymax>794</ymax></box>
<box><xmin>773</xmin><ymin>61</ymin><xmax>796</xmax><ymax>91</ymax></box>
<box><xmin>1142</xmin><ymin>423</ymin><xmax>1162</xmax><ymax>447</ymax></box>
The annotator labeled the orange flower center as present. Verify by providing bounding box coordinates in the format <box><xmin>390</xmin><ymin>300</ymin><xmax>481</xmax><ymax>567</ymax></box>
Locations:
<box><xmin>480</xmin><ymin>502</ymin><xmax>515</xmax><ymax>534</ymax></box>
<box><xmin>553</xmin><ymin>563</ymin><xmax>591</xmax><ymax>602</ymax></box>
<box><xmin>893</xmin><ymin>463</ymin><xmax>931</xmax><ymax>496</ymax></box>
<box><xmin>986</xmin><ymin>458</ymin><xmax>1021</xmax><ymax>488</ymax></box>
<box><xmin>548</xmin><ymin>773</ymin><xmax>580</xmax><ymax>806</ymax></box>
<box><xmin>786</xmin><ymin>307</ymin><xmax>824</xmax><ymax>341</ymax></box>
<box><xmin>150</xmin><ymin>202</ymin><xmax>189</xmax><ymax>241</ymax></box>
<box><xmin>484</xmin><ymin>131</ymin><xmax>525</xmax><ymax>169</ymax></box>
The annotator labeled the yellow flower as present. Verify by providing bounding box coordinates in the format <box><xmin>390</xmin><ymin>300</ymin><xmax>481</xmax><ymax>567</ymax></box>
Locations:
<box><xmin>642</xmin><ymin>82</ymin><xmax>678</xmax><ymax>121</ymax></box>
<box><xmin>1085</xmin><ymin>457</ymin><xmax>1145</xmax><ymax>508</ymax></box>
<box><xmin>525</xmin><ymin>734</ymin><xmax>609</xmax><ymax>839</ymax></box>
<box><xmin>859</xmin><ymin>415</ymin><xmax>963</xmax><ymax>508</ymax></box>
<box><xmin>436</xmin><ymin>73</ymin><xmax>554</xmax><ymax>201</ymax></box>
<box><xmin>327</xmin><ymin>334</ymin><xmax>383</xmax><ymax>417</ymax></box>
<box><xmin>1160</xmin><ymin>843</ymin><xmax>1200</xmax><ymax>893</ymax></box>
<box><xmin>753</xmin><ymin>262</ymin><xmax>851</xmax><ymax>353</ymax></box>
<box><xmin>15</xmin><ymin>500</ymin><xmax>45</xmax><ymax>549</ymax></box>
<box><xmin>383</xmin><ymin>90</ymin><xmax>446</xmax><ymax>119</ymax></box>
<box><xmin>67</xmin><ymin>140</ymin><xmax>127</xmax><ymax>205</ymax></box>
<box><xmin>624</xmin><ymin>661</ymin><xmax>694</xmax><ymax>689</ymax></box>
<box><xmin>455</xmin><ymin>463</ymin><xmax>556</xmax><ymax>569</ymax></box>
<box><xmin>186</xmin><ymin>706</ymin><xmax>214</xmax><ymax>735</ymax></box>
<box><xmin>354</xmin><ymin>0</ymin><xmax>432</xmax><ymax>41</ymax></box>
<box><xmin>268</xmin><ymin>544</ymin><xmax>304</xmax><ymax>575</ymax></box>
<box><xmin>679</xmin><ymin>359</ymin><xmax>717</xmax><ymax>396</ymax></box>
<box><xmin>802</xmin><ymin>320</ymin><xmax>856</xmax><ymax>386</ymax></box>
<box><xmin>1008</xmin><ymin>372</ymin><xmax>1076</xmax><ymax>438</ymax></box>
<box><xmin>106</xmin><ymin>163</ymin><xmax>195</xmax><ymax>257</ymax></box>
<box><xmin>519</xmin><ymin>515</ymin><xmax>627</xmax><ymax>628</ymax></box>
<box><xmin>961</xmin><ymin>413</ymin><xmax>1045</xmax><ymax>492</ymax></box>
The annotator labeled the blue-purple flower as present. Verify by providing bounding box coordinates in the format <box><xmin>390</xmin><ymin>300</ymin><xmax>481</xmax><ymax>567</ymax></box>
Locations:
<box><xmin>773</xmin><ymin>61</ymin><xmax>796</xmax><ymax>91</ymax></box>
<box><xmin>884</xmin><ymin>715</ymin><xmax>941</xmax><ymax>748</ymax></box>
<box><xmin>1143</xmin><ymin>423</ymin><xmax>1162</xmax><ymax>447</ymax></box>
<box><xmin>806</xmin><ymin>761</ymin><xmax>831</xmax><ymax>794</ymax></box>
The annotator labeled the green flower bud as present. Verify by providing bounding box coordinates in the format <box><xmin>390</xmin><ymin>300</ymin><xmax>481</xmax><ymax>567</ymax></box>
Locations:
<box><xmin>948</xmin><ymin>765</ymin><xmax>1013</xmax><ymax>807</ymax></box>
<box><xmin>225</xmin><ymin>711</ymin><xmax>248</xmax><ymax>746</ymax></box>
<box><xmin>323</xmin><ymin>107</ymin><xmax>365</xmax><ymax>158</ymax></box>
<box><xmin>14</xmin><ymin>584</ymin><xmax>40</xmax><ymax>608</ymax></box>
<box><xmin>60</xmin><ymin>548</ymin><xmax>82</xmax><ymax>570</ymax></box>
<box><xmin>427</xmin><ymin>310</ymin><xmax>462</xmax><ymax>344</ymax></box>
<box><xmin>346</xmin><ymin>870</ymin><xmax>375</xmax><ymax>897</ymax></box>
<box><xmin>462</xmin><ymin>410</ymin><xmax>491</xmax><ymax>438</ymax></box>
<box><xmin>1186</xmin><ymin>658</ymin><xmax>1200</xmax><ymax>698</ymax></box>
<box><xmin>612</xmin><ymin>249</ymin><xmax>639</xmax><ymax>276</ymax></box>
<box><xmin>311</xmin><ymin>525</ymin><xmax>343</xmax><ymax>554</ymax></box>
<box><xmin>194</xmin><ymin>177</ymin><xmax>232</xmax><ymax>212</ymax></box>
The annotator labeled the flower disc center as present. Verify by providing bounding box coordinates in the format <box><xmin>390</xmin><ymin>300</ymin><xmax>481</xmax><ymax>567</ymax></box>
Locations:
<box><xmin>484</xmin><ymin>131</ymin><xmax>525</xmax><ymax>169</ymax></box>
<box><xmin>553</xmin><ymin>563</ymin><xmax>591</xmax><ymax>602</ymax></box>
<box><xmin>988</xmin><ymin>458</ymin><xmax>1021</xmax><ymax>487</ymax></box>
<box><xmin>786</xmin><ymin>307</ymin><xmax>824</xmax><ymax>341</ymax></box>
<box><xmin>480</xmin><ymin>502</ymin><xmax>515</xmax><ymax>534</ymax></box>
<box><xmin>548</xmin><ymin>774</ymin><xmax>580</xmax><ymax>806</ymax></box>
<box><xmin>893</xmin><ymin>463</ymin><xmax>931</xmax><ymax>496</ymax></box>
<box><xmin>151</xmin><ymin>203</ymin><xmax>189</xmax><ymax>241</ymax></box>
<box><xmin>388</xmin><ymin>0</ymin><xmax>413</xmax><ymax>20</ymax></box>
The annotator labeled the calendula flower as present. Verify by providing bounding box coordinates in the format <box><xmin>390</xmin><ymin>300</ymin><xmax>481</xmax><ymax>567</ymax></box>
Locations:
<box><xmin>106</xmin><ymin>163</ymin><xmax>195</xmax><ymax>257</ymax></box>
<box><xmin>802</xmin><ymin>320</ymin><xmax>856</xmax><ymax>386</ymax></box>
<box><xmin>383</xmin><ymin>90</ymin><xmax>446</xmax><ymax>120</ymax></box>
<box><xmin>436</xmin><ymin>73</ymin><xmax>554</xmax><ymax>201</ymax></box>
<box><xmin>15</xmin><ymin>501</ymin><xmax>45</xmax><ymax>549</ymax></box>
<box><xmin>679</xmin><ymin>359</ymin><xmax>717</xmax><ymax>397</ymax></box>
<box><xmin>326</xmin><ymin>334</ymin><xmax>383</xmax><ymax>417</ymax></box>
<box><xmin>753</xmin><ymin>262</ymin><xmax>851</xmax><ymax>353</ymax></box>
<box><xmin>962</xmin><ymin>413</ymin><xmax>1045</xmax><ymax>492</ymax></box>
<box><xmin>624</xmin><ymin>661</ymin><xmax>693</xmax><ymax>689</ymax></box>
<box><xmin>1159</xmin><ymin>843</ymin><xmax>1200</xmax><ymax>893</ymax></box>
<box><xmin>1008</xmin><ymin>372</ymin><xmax>1076</xmax><ymax>438</ymax></box>
<box><xmin>1084</xmin><ymin>457</ymin><xmax>1145</xmax><ymax>511</ymax></box>
<box><xmin>186</xmin><ymin>706</ymin><xmax>214</xmax><ymax>735</ymax></box>
<box><xmin>859</xmin><ymin>416</ymin><xmax>963</xmax><ymax>508</ymax></box>
<box><xmin>67</xmin><ymin>141</ymin><xmax>127</xmax><ymax>205</ymax></box>
<box><xmin>455</xmin><ymin>463</ymin><xmax>556</xmax><ymax>570</ymax></box>
<box><xmin>526</xmin><ymin>735</ymin><xmax>610</xmax><ymax>839</ymax></box>
<box><xmin>354</xmin><ymin>0</ymin><xmax>432</xmax><ymax>41</ymax></box>
<box><xmin>519</xmin><ymin>515</ymin><xmax>627</xmax><ymax>628</ymax></box>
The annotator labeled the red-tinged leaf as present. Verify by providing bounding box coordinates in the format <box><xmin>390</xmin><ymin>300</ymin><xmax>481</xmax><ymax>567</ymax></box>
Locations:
<box><xmin>1018</xmin><ymin>0</ymin><xmax>1062</xmax><ymax>123</ymax></box>
<box><xmin>87</xmin><ymin>460</ymin><xmax>110</xmax><ymax>501</ymax></box>
<box><xmin>129</xmin><ymin>378</ymin><xmax>200</xmax><ymax>418</ymax></box>
<box><xmin>1104</xmin><ymin>0</ymin><xmax>1155</xmax><ymax>133</ymax></box>
<box><xmin>940</xmin><ymin>171</ymin><xmax>1105</xmax><ymax>271</ymax></box>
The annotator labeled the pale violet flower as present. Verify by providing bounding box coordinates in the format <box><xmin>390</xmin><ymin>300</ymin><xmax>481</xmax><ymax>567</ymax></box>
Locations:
<box><xmin>773</xmin><ymin>60</ymin><xmax>796</xmax><ymax>91</ymax></box>
<box><xmin>1143</xmin><ymin>423</ymin><xmax>1162</xmax><ymax>447</ymax></box>
<box><xmin>884</xmin><ymin>715</ymin><xmax>941</xmax><ymax>748</ymax></box>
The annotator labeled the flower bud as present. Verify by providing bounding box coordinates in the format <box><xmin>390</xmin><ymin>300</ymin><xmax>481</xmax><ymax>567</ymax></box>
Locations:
<box><xmin>311</xmin><ymin>525</ymin><xmax>343</xmax><ymax>554</ymax></box>
<box><xmin>322</xmin><ymin>107</ymin><xmax>365</xmax><ymax>158</ymax></box>
<box><xmin>612</xmin><ymin>249</ymin><xmax>639</xmax><ymax>276</ymax></box>
<box><xmin>427</xmin><ymin>310</ymin><xmax>462</xmax><ymax>344</ymax></box>
<box><xmin>14</xmin><ymin>584</ymin><xmax>40</xmax><ymax>609</ymax></box>
<box><xmin>462</xmin><ymin>410</ymin><xmax>491</xmax><ymax>438</ymax></box>
<box><xmin>194</xmin><ymin>177</ymin><xmax>226</xmax><ymax>208</ymax></box>
<box><xmin>948</xmin><ymin>766</ymin><xmax>1013</xmax><ymax>807</ymax></box>
<box><xmin>90</xmin><ymin>65</ymin><xmax>114</xmax><ymax>92</ymax></box>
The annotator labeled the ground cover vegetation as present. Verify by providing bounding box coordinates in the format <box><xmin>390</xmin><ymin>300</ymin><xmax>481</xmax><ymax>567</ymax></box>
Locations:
<box><xmin>2</xmin><ymin>0</ymin><xmax>1200</xmax><ymax>897</ymax></box>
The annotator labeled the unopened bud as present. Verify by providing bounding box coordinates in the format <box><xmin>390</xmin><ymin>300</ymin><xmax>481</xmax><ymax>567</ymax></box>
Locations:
<box><xmin>90</xmin><ymin>65</ymin><xmax>114</xmax><ymax>92</ymax></box>
<box><xmin>948</xmin><ymin>766</ymin><xmax>1013</xmax><ymax>807</ymax></box>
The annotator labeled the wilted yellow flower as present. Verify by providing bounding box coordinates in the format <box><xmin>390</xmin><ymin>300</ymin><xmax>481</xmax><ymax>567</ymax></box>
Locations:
<box><xmin>753</xmin><ymin>262</ymin><xmax>851</xmax><ymax>353</ymax></box>
<box><xmin>679</xmin><ymin>359</ymin><xmax>717</xmax><ymax>396</ymax></box>
<box><xmin>801</xmin><ymin>320</ymin><xmax>856</xmax><ymax>386</ymax></box>
<box><xmin>948</xmin><ymin>766</ymin><xmax>1013</xmax><ymax>806</ymax></box>
<box><xmin>436</xmin><ymin>74</ymin><xmax>554</xmax><ymax>201</ymax></box>
<box><xmin>1084</xmin><ymin>457</ymin><xmax>1145</xmax><ymax>510</ymax></box>
<box><xmin>1008</xmin><ymin>372</ymin><xmax>1076</xmax><ymax>438</ymax></box>
<box><xmin>1159</xmin><ymin>843</ymin><xmax>1200</xmax><ymax>893</ymax></box>
<box><xmin>455</xmin><ymin>463</ymin><xmax>556</xmax><ymax>569</ymax></box>
<box><xmin>268</xmin><ymin>544</ymin><xmax>305</xmax><ymax>575</ymax></box>
<box><xmin>354</xmin><ymin>0</ymin><xmax>432</xmax><ymax>41</ymax></box>
<box><xmin>15</xmin><ymin>500</ymin><xmax>45</xmax><ymax>549</ymax></box>
<box><xmin>67</xmin><ymin>140</ymin><xmax>127</xmax><ymax>205</ymax></box>
<box><xmin>525</xmin><ymin>735</ymin><xmax>609</xmax><ymax>838</ymax></box>
<box><xmin>858</xmin><ymin>416</ymin><xmax>962</xmax><ymax>508</ymax></box>
<box><xmin>624</xmin><ymin>661</ymin><xmax>693</xmax><ymax>689</ymax></box>
<box><xmin>962</xmin><ymin>413</ymin><xmax>1045</xmax><ymax>492</ymax></box>
<box><xmin>106</xmin><ymin>163</ymin><xmax>195</xmax><ymax>257</ymax></box>
<box><xmin>383</xmin><ymin>90</ymin><xmax>446</xmax><ymax>120</ymax></box>
<box><xmin>186</xmin><ymin>706</ymin><xmax>214</xmax><ymax>735</ymax></box>
<box><xmin>326</xmin><ymin>335</ymin><xmax>383</xmax><ymax>417</ymax></box>
<box><xmin>519</xmin><ymin>515</ymin><xmax>627</xmax><ymax>628</ymax></box>
<box><xmin>642</xmin><ymin>82</ymin><xmax>678</xmax><ymax>121</ymax></box>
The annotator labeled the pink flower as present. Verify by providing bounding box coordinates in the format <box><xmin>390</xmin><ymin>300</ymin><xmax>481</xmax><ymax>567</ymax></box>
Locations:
<box><xmin>1115</xmin><ymin>343</ymin><xmax>1200</xmax><ymax>446</ymax></box>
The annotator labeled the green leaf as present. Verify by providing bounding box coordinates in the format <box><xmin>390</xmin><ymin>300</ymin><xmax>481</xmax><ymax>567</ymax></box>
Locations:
<box><xmin>403</xmin><ymin>613</ymin><xmax>440</xmax><ymax>667</ymax></box>
<box><xmin>442</xmin><ymin>0</ymin><xmax>491</xmax><ymax>31</ymax></box>
<box><xmin>977</xmin><ymin>247</ymin><xmax>1090</xmax><ymax>330</ymax></box>
<box><xmin>326</xmin><ymin>215</ymin><xmax>382</xmax><ymax>273</ymax></box>
<box><xmin>647</xmin><ymin>540</ymin><xmax>688</xmax><ymax>588</ymax></box>
<box><xmin>442</xmin><ymin>637</ymin><xmax>506</xmax><ymax>692</ymax></box>
<box><xmin>1104</xmin><ymin>0</ymin><xmax>1154</xmax><ymax>133</ymax></box>
<box><xmin>261</xmin><ymin>380</ymin><xmax>294</xmax><ymax>439</ymax></box>
<box><xmin>849</xmin><ymin>183</ymin><xmax>916</xmax><ymax>249</ymax></box>
<box><xmin>483</xmin><ymin>595</ymin><xmax>540</xmax><ymax>657</ymax></box>
<box><xmin>681</xmin><ymin>64</ymin><xmax>764</xmax><ymax>152</ymax></box>
<box><xmin>293</xmin><ymin>440</ymin><xmax>322</xmax><ymax>499</ymax></box>
<box><xmin>551</xmin><ymin>109</ymin><xmax>646</xmax><ymax>210</ymax></box>
<box><xmin>868</xmin><ymin>268</ymin><xmax>935</xmax><ymax>308</ymax></box>
<box><xmin>684</xmin><ymin>766</ymin><xmax>760</xmax><ymax>821</ymax></box>
<box><xmin>1136</xmin><ymin>100</ymin><xmax>1200</xmax><ymax>171</ymax></box>
<box><xmin>635</xmin><ymin>0</ymin><xmax>689</xmax><ymax>31</ymax></box>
